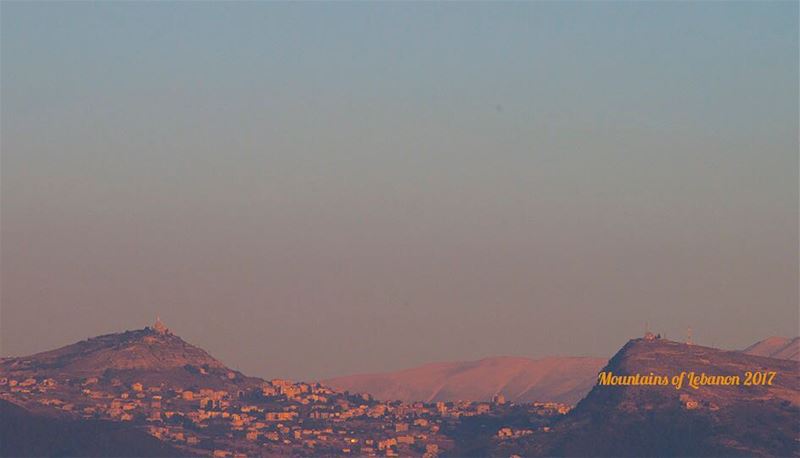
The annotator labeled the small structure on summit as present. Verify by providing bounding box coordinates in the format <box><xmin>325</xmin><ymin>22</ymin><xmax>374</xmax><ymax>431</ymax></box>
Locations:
<box><xmin>643</xmin><ymin>322</ymin><xmax>661</xmax><ymax>342</ymax></box>
<box><xmin>153</xmin><ymin>316</ymin><xmax>170</xmax><ymax>335</ymax></box>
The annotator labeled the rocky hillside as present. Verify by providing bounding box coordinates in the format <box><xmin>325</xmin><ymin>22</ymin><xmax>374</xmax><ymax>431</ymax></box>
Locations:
<box><xmin>0</xmin><ymin>324</ymin><xmax>259</xmax><ymax>391</ymax></box>
<box><xmin>499</xmin><ymin>338</ymin><xmax>800</xmax><ymax>457</ymax></box>
<box><xmin>325</xmin><ymin>356</ymin><xmax>606</xmax><ymax>405</ymax></box>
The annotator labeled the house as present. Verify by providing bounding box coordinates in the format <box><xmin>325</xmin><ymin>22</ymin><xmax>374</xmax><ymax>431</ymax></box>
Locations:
<box><xmin>265</xmin><ymin>411</ymin><xmax>298</xmax><ymax>421</ymax></box>
<box><xmin>378</xmin><ymin>438</ymin><xmax>397</xmax><ymax>450</ymax></box>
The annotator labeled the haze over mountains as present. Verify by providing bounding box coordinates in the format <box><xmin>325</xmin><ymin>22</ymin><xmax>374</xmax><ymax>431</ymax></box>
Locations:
<box><xmin>1</xmin><ymin>324</ymin><xmax>798</xmax><ymax>457</ymax></box>
<box><xmin>325</xmin><ymin>356</ymin><xmax>606</xmax><ymax>405</ymax></box>
<box><xmin>324</xmin><ymin>336</ymin><xmax>799</xmax><ymax>406</ymax></box>
<box><xmin>6</xmin><ymin>325</ymin><xmax>796</xmax><ymax>409</ymax></box>
<box><xmin>742</xmin><ymin>336</ymin><xmax>800</xmax><ymax>361</ymax></box>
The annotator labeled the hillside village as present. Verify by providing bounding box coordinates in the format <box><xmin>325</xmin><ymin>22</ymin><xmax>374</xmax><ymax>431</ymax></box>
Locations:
<box><xmin>0</xmin><ymin>322</ymin><xmax>571</xmax><ymax>457</ymax></box>
<box><xmin>2</xmin><ymin>323</ymin><xmax>798</xmax><ymax>457</ymax></box>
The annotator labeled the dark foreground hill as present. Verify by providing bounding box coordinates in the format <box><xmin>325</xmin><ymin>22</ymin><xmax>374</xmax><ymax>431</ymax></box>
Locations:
<box><xmin>497</xmin><ymin>338</ymin><xmax>800</xmax><ymax>457</ymax></box>
<box><xmin>0</xmin><ymin>399</ymin><xmax>190</xmax><ymax>457</ymax></box>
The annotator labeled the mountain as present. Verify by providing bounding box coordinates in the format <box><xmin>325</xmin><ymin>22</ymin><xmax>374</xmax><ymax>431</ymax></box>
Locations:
<box><xmin>743</xmin><ymin>336</ymin><xmax>800</xmax><ymax>361</ymax></box>
<box><xmin>0</xmin><ymin>399</ymin><xmax>190</xmax><ymax>457</ymax></box>
<box><xmin>0</xmin><ymin>322</ymin><xmax>465</xmax><ymax>456</ymax></box>
<box><xmin>0</xmin><ymin>322</ymin><xmax>259</xmax><ymax>390</ymax></box>
<box><xmin>324</xmin><ymin>356</ymin><xmax>606</xmax><ymax>405</ymax></box>
<box><xmin>3</xmin><ymin>325</ymin><xmax>799</xmax><ymax>457</ymax></box>
<box><xmin>499</xmin><ymin>338</ymin><xmax>800</xmax><ymax>457</ymax></box>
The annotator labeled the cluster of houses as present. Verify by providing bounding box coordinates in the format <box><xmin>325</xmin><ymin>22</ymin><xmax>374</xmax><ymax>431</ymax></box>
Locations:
<box><xmin>0</xmin><ymin>374</ymin><xmax>572</xmax><ymax>457</ymax></box>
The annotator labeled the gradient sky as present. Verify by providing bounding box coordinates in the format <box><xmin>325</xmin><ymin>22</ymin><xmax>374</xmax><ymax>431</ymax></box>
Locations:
<box><xmin>2</xmin><ymin>2</ymin><xmax>797</xmax><ymax>381</ymax></box>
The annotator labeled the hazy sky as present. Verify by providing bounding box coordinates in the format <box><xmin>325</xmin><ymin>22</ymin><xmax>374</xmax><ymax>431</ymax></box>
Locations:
<box><xmin>2</xmin><ymin>2</ymin><xmax>797</xmax><ymax>381</ymax></box>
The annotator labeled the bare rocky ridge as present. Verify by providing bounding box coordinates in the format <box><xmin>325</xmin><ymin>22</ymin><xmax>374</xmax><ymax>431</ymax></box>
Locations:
<box><xmin>4</xmin><ymin>328</ymin><xmax>223</xmax><ymax>373</ymax></box>
<box><xmin>499</xmin><ymin>338</ymin><xmax>800</xmax><ymax>457</ymax></box>
<box><xmin>743</xmin><ymin>336</ymin><xmax>800</xmax><ymax>361</ymax></box>
<box><xmin>2</xmin><ymin>326</ymin><xmax>799</xmax><ymax>457</ymax></box>
<box><xmin>0</xmin><ymin>325</ymin><xmax>260</xmax><ymax>391</ymax></box>
<box><xmin>325</xmin><ymin>337</ymin><xmax>800</xmax><ymax>408</ymax></box>
<box><xmin>324</xmin><ymin>356</ymin><xmax>606</xmax><ymax>405</ymax></box>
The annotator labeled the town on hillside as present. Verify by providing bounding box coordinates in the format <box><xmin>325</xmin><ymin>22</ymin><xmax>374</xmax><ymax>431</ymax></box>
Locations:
<box><xmin>0</xmin><ymin>320</ymin><xmax>572</xmax><ymax>457</ymax></box>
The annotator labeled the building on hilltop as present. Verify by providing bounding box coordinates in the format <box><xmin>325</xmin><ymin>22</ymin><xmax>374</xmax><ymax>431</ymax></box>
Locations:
<box><xmin>643</xmin><ymin>322</ymin><xmax>661</xmax><ymax>341</ymax></box>
<box><xmin>153</xmin><ymin>317</ymin><xmax>170</xmax><ymax>335</ymax></box>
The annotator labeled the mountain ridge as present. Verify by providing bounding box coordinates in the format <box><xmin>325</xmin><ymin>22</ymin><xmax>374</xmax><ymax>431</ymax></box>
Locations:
<box><xmin>9</xmin><ymin>327</ymin><xmax>223</xmax><ymax>372</ymax></box>
<box><xmin>324</xmin><ymin>355</ymin><xmax>606</xmax><ymax>405</ymax></box>
<box><xmin>742</xmin><ymin>336</ymin><xmax>799</xmax><ymax>361</ymax></box>
<box><xmin>497</xmin><ymin>338</ymin><xmax>800</xmax><ymax>457</ymax></box>
<box><xmin>2</xmin><ymin>326</ymin><xmax>798</xmax><ymax>457</ymax></box>
<box><xmin>0</xmin><ymin>325</ymin><xmax>261</xmax><ymax>391</ymax></box>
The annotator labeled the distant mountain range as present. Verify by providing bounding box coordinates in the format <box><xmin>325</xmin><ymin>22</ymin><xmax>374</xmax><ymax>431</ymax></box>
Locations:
<box><xmin>742</xmin><ymin>336</ymin><xmax>800</xmax><ymax>361</ymax></box>
<box><xmin>325</xmin><ymin>336</ymin><xmax>799</xmax><ymax>406</ymax></box>
<box><xmin>495</xmin><ymin>338</ymin><xmax>800</xmax><ymax>457</ymax></box>
<box><xmin>2</xmin><ymin>325</ymin><xmax>798</xmax><ymax>457</ymax></box>
<box><xmin>5</xmin><ymin>329</ymin><xmax>796</xmax><ymax>407</ymax></box>
<box><xmin>324</xmin><ymin>356</ymin><xmax>606</xmax><ymax>405</ymax></box>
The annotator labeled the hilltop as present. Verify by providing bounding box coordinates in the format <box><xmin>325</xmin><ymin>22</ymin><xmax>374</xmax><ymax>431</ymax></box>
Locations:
<box><xmin>325</xmin><ymin>356</ymin><xmax>605</xmax><ymax>405</ymax></box>
<box><xmin>325</xmin><ymin>336</ymin><xmax>800</xmax><ymax>406</ymax></box>
<box><xmin>2</xmin><ymin>324</ymin><xmax>798</xmax><ymax>457</ymax></box>
<box><xmin>498</xmin><ymin>338</ymin><xmax>800</xmax><ymax>457</ymax></box>
<box><xmin>0</xmin><ymin>322</ymin><xmax>531</xmax><ymax>457</ymax></box>
<box><xmin>0</xmin><ymin>321</ymin><xmax>260</xmax><ymax>391</ymax></box>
